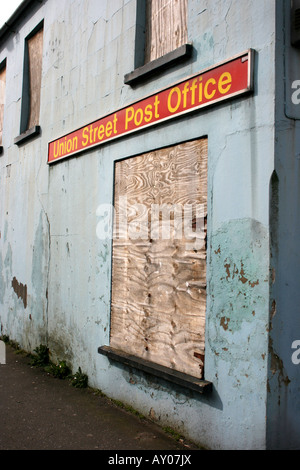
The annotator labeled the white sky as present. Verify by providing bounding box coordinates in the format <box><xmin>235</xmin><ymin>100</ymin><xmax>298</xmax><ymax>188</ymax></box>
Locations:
<box><xmin>0</xmin><ymin>0</ymin><xmax>24</xmax><ymax>29</ymax></box>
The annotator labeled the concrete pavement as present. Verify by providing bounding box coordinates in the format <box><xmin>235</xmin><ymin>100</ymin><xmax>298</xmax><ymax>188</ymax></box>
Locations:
<box><xmin>0</xmin><ymin>344</ymin><xmax>199</xmax><ymax>452</ymax></box>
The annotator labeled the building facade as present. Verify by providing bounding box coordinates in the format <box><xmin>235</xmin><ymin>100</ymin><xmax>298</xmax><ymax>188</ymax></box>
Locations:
<box><xmin>0</xmin><ymin>0</ymin><xmax>299</xmax><ymax>449</ymax></box>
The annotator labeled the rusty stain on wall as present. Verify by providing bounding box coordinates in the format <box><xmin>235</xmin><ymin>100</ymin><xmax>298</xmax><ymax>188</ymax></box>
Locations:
<box><xmin>269</xmin><ymin>336</ymin><xmax>291</xmax><ymax>387</ymax></box>
<box><xmin>271</xmin><ymin>299</ymin><xmax>276</xmax><ymax>319</ymax></box>
<box><xmin>223</xmin><ymin>259</ymin><xmax>259</xmax><ymax>288</ymax></box>
<box><xmin>220</xmin><ymin>316</ymin><xmax>230</xmax><ymax>331</ymax></box>
<box><xmin>239</xmin><ymin>262</ymin><xmax>248</xmax><ymax>284</ymax></box>
<box><xmin>11</xmin><ymin>277</ymin><xmax>27</xmax><ymax>309</ymax></box>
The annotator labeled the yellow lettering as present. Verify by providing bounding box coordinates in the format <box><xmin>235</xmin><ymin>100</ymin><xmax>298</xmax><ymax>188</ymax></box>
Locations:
<box><xmin>204</xmin><ymin>78</ymin><xmax>217</xmax><ymax>100</ymax></box>
<box><xmin>93</xmin><ymin>126</ymin><xmax>98</xmax><ymax>143</ymax></box>
<box><xmin>144</xmin><ymin>104</ymin><xmax>153</xmax><ymax>122</ymax></box>
<box><xmin>67</xmin><ymin>139</ymin><xmax>72</xmax><ymax>153</ymax></box>
<box><xmin>53</xmin><ymin>141</ymin><xmax>59</xmax><ymax>158</ymax></box>
<box><xmin>218</xmin><ymin>72</ymin><xmax>232</xmax><ymax>94</ymax></box>
<box><xmin>199</xmin><ymin>77</ymin><xmax>203</xmax><ymax>102</ymax></box>
<box><xmin>89</xmin><ymin>125</ymin><xmax>94</xmax><ymax>143</ymax></box>
<box><xmin>168</xmin><ymin>87</ymin><xmax>181</xmax><ymax>113</ymax></box>
<box><xmin>190</xmin><ymin>79</ymin><xmax>198</xmax><ymax>105</ymax></box>
<box><xmin>106</xmin><ymin>120</ymin><xmax>113</xmax><ymax>137</ymax></box>
<box><xmin>154</xmin><ymin>95</ymin><xmax>160</xmax><ymax>118</ymax></box>
<box><xmin>82</xmin><ymin>127</ymin><xmax>89</xmax><ymax>147</ymax></box>
<box><xmin>98</xmin><ymin>124</ymin><xmax>105</xmax><ymax>141</ymax></box>
<box><xmin>60</xmin><ymin>141</ymin><xmax>65</xmax><ymax>155</ymax></box>
<box><xmin>182</xmin><ymin>82</ymin><xmax>190</xmax><ymax>108</ymax></box>
<box><xmin>72</xmin><ymin>136</ymin><xmax>78</xmax><ymax>151</ymax></box>
<box><xmin>125</xmin><ymin>107</ymin><xmax>134</xmax><ymax>130</ymax></box>
<box><xmin>134</xmin><ymin>108</ymin><xmax>143</xmax><ymax>127</ymax></box>
<box><xmin>113</xmin><ymin>114</ymin><xmax>118</xmax><ymax>134</ymax></box>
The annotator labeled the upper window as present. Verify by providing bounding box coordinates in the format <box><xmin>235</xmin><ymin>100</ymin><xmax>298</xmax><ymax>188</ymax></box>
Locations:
<box><xmin>0</xmin><ymin>60</ymin><xmax>6</xmax><ymax>149</ymax></box>
<box><xmin>144</xmin><ymin>0</ymin><xmax>188</xmax><ymax>63</ymax></box>
<box><xmin>19</xmin><ymin>22</ymin><xmax>44</xmax><ymax>138</ymax></box>
<box><xmin>124</xmin><ymin>0</ymin><xmax>191</xmax><ymax>86</ymax></box>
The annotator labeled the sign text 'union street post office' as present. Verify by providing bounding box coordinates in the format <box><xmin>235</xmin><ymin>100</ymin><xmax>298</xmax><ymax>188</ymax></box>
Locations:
<box><xmin>48</xmin><ymin>50</ymin><xmax>254</xmax><ymax>164</ymax></box>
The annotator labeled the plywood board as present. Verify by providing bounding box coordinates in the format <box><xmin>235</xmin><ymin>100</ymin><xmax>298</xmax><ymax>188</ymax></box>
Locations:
<box><xmin>110</xmin><ymin>139</ymin><xmax>208</xmax><ymax>379</ymax></box>
<box><xmin>27</xmin><ymin>27</ymin><xmax>43</xmax><ymax>130</ymax></box>
<box><xmin>145</xmin><ymin>0</ymin><xmax>188</xmax><ymax>63</ymax></box>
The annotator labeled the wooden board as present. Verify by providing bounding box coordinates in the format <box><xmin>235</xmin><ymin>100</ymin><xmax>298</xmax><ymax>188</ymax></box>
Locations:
<box><xmin>145</xmin><ymin>0</ymin><xmax>188</xmax><ymax>63</ymax></box>
<box><xmin>0</xmin><ymin>65</ymin><xmax>6</xmax><ymax>145</ymax></box>
<box><xmin>110</xmin><ymin>139</ymin><xmax>208</xmax><ymax>379</ymax></box>
<box><xmin>27</xmin><ymin>27</ymin><xmax>43</xmax><ymax>130</ymax></box>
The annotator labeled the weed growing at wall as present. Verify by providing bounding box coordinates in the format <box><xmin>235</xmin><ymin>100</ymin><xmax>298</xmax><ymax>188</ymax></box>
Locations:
<box><xmin>31</xmin><ymin>344</ymin><xmax>50</xmax><ymax>367</ymax></box>
<box><xmin>29</xmin><ymin>343</ymin><xmax>88</xmax><ymax>388</ymax></box>
<box><xmin>1</xmin><ymin>339</ymin><xmax>89</xmax><ymax>388</ymax></box>
<box><xmin>70</xmin><ymin>367</ymin><xmax>88</xmax><ymax>388</ymax></box>
<box><xmin>47</xmin><ymin>360</ymin><xmax>71</xmax><ymax>379</ymax></box>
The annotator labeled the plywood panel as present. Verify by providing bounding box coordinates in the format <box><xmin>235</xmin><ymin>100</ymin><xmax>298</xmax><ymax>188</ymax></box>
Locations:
<box><xmin>27</xmin><ymin>27</ymin><xmax>43</xmax><ymax>129</ymax></box>
<box><xmin>0</xmin><ymin>65</ymin><xmax>6</xmax><ymax>145</ymax></box>
<box><xmin>145</xmin><ymin>0</ymin><xmax>188</xmax><ymax>63</ymax></box>
<box><xmin>110</xmin><ymin>139</ymin><xmax>208</xmax><ymax>378</ymax></box>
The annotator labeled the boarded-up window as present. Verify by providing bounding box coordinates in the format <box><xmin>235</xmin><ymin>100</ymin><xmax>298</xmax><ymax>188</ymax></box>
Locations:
<box><xmin>110</xmin><ymin>139</ymin><xmax>208</xmax><ymax>379</ymax></box>
<box><xmin>145</xmin><ymin>0</ymin><xmax>188</xmax><ymax>63</ymax></box>
<box><xmin>27</xmin><ymin>27</ymin><xmax>43</xmax><ymax>129</ymax></box>
<box><xmin>0</xmin><ymin>62</ymin><xmax>6</xmax><ymax>146</ymax></box>
<box><xmin>21</xmin><ymin>24</ymin><xmax>43</xmax><ymax>133</ymax></box>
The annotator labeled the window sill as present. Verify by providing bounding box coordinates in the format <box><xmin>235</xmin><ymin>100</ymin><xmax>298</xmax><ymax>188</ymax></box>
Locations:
<box><xmin>98</xmin><ymin>345</ymin><xmax>212</xmax><ymax>394</ymax></box>
<box><xmin>124</xmin><ymin>43</ymin><xmax>194</xmax><ymax>86</ymax></box>
<box><xmin>14</xmin><ymin>125</ymin><xmax>41</xmax><ymax>146</ymax></box>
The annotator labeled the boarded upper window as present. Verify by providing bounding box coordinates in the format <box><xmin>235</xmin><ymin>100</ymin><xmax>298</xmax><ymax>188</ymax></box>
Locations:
<box><xmin>20</xmin><ymin>24</ymin><xmax>44</xmax><ymax>133</ymax></box>
<box><xmin>110</xmin><ymin>138</ymin><xmax>208</xmax><ymax>379</ymax></box>
<box><xmin>0</xmin><ymin>62</ymin><xmax>6</xmax><ymax>146</ymax></box>
<box><xmin>144</xmin><ymin>0</ymin><xmax>188</xmax><ymax>63</ymax></box>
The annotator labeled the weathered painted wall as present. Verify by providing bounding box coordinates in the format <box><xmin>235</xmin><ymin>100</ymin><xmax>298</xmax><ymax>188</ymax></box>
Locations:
<box><xmin>0</xmin><ymin>0</ymin><xmax>283</xmax><ymax>449</ymax></box>
<box><xmin>0</xmin><ymin>1</ymin><xmax>50</xmax><ymax>353</ymax></box>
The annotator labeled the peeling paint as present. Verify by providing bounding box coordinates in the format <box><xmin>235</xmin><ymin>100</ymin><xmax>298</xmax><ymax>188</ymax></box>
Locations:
<box><xmin>220</xmin><ymin>317</ymin><xmax>230</xmax><ymax>331</ymax></box>
<box><xmin>223</xmin><ymin>259</ymin><xmax>259</xmax><ymax>287</ymax></box>
<box><xmin>238</xmin><ymin>263</ymin><xmax>248</xmax><ymax>284</ymax></box>
<box><xmin>208</xmin><ymin>218</ymin><xmax>269</xmax><ymax>370</ymax></box>
<box><xmin>11</xmin><ymin>277</ymin><xmax>27</xmax><ymax>309</ymax></box>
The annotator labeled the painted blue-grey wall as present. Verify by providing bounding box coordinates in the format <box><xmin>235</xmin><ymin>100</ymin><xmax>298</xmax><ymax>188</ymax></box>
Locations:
<box><xmin>2</xmin><ymin>0</ymin><xmax>297</xmax><ymax>450</ymax></box>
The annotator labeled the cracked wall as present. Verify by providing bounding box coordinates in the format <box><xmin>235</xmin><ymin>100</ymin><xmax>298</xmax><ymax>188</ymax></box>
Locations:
<box><xmin>0</xmin><ymin>0</ymin><xmax>281</xmax><ymax>450</ymax></box>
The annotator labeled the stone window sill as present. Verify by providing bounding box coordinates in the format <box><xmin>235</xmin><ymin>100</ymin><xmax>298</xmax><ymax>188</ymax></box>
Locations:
<box><xmin>98</xmin><ymin>345</ymin><xmax>212</xmax><ymax>395</ymax></box>
<box><xmin>14</xmin><ymin>125</ymin><xmax>41</xmax><ymax>146</ymax></box>
<box><xmin>124</xmin><ymin>44</ymin><xmax>194</xmax><ymax>86</ymax></box>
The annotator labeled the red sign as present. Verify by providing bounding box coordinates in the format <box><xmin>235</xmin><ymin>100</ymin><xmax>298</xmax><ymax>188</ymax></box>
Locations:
<box><xmin>48</xmin><ymin>50</ymin><xmax>254</xmax><ymax>164</ymax></box>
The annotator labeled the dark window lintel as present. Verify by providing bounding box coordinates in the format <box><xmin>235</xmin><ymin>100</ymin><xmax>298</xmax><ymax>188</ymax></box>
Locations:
<box><xmin>124</xmin><ymin>43</ymin><xmax>194</xmax><ymax>86</ymax></box>
<box><xmin>14</xmin><ymin>125</ymin><xmax>41</xmax><ymax>146</ymax></box>
<box><xmin>98</xmin><ymin>345</ymin><xmax>212</xmax><ymax>394</ymax></box>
